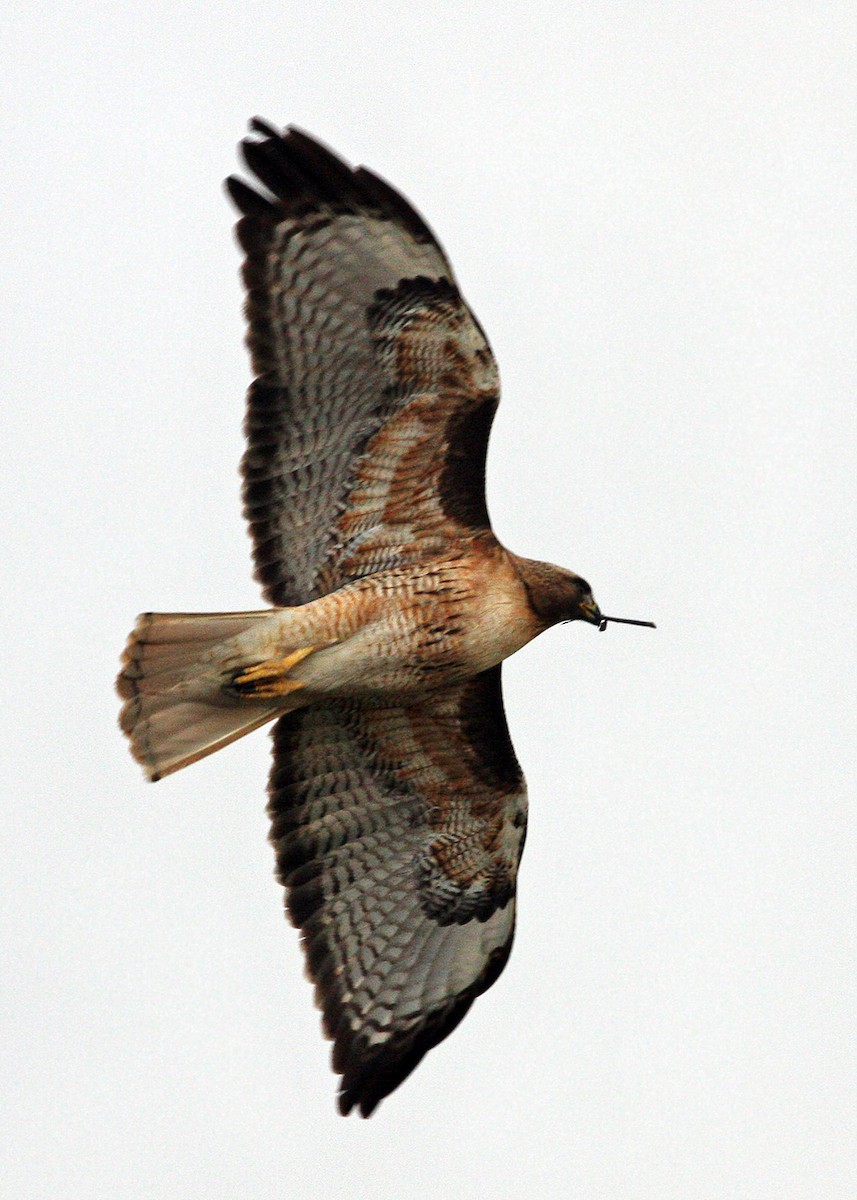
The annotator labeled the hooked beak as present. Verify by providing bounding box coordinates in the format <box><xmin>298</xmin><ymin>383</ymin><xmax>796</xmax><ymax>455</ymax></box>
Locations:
<box><xmin>579</xmin><ymin>598</ymin><xmax>603</xmax><ymax>626</ymax></box>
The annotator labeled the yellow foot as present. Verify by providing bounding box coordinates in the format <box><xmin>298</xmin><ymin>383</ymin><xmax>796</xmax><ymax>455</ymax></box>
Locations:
<box><xmin>230</xmin><ymin>645</ymin><xmax>321</xmax><ymax>698</ymax></box>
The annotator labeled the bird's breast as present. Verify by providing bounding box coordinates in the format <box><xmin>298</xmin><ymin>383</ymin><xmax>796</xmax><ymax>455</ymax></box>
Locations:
<box><xmin>282</xmin><ymin>549</ymin><xmax>541</xmax><ymax>700</ymax></box>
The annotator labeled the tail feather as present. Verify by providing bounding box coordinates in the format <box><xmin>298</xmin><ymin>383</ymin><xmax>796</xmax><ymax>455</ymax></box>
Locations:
<box><xmin>117</xmin><ymin>611</ymin><xmax>301</xmax><ymax>781</ymax></box>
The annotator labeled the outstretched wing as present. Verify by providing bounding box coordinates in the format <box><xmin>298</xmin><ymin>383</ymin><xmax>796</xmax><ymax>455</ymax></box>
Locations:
<box><xmin>267</xmin><ymin>666</ymin><xmax>527</xmax><ymax>1116</ymax></box>
<box><xmin>228</xmin><ymin>121</ymin><xmax>500</xmax><ymax>607</ymax></box>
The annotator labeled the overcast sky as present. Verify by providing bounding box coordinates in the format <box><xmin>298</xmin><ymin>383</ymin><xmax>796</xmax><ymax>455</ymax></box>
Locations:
<box><xmin>3</xmin><ymin>4</ymin><xmax>855</xmax><ymax>1198</ymax></box>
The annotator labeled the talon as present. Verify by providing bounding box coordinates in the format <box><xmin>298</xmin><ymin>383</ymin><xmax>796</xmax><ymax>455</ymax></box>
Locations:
<box><xmin>229</xmin><ymin>644</ymin><xmax>322</xmax><ymax>698</ymax></box>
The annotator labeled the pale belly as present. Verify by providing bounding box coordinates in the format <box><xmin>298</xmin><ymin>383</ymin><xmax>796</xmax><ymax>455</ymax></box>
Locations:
<box><xmin>274</xmin><ymin>553</ymin><xmax>540</xmax><ymax>701</ymax></box>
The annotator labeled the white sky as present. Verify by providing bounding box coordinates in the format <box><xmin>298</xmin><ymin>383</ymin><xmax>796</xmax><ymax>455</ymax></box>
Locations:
<box><xmin>3</xmin><ymin>4</ymin><xmax>855</xmax><ymax>1198</ymax></box>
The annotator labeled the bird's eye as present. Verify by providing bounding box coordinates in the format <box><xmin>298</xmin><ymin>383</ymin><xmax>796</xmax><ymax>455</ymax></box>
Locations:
<box><xmin>577</xmin><ymin>577</ymin><xmax>591</xmax><ymax>595</ymax></box>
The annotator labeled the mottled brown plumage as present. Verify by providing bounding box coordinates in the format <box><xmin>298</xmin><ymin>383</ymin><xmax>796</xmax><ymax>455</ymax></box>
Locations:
<box><xmin>117</xmin><ymin>121</ymin><xmax>622</xmax><ymax>1116</ymax></box>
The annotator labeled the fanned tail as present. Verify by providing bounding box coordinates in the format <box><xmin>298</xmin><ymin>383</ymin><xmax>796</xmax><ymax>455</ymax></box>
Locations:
<box><xmin>117</xmin><ymin>611</ymin><xmax>302</xmax><ymax>781</ymax></box>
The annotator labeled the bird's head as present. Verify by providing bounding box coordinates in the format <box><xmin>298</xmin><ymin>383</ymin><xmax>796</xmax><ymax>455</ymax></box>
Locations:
<box><xmin>512</xmin><ymin>556</ymin><xmax>656</xmax><ymax>634</ymax></box>
<box><xmin>553</xmin><ymin>571</ymin><xmax>604</xmax><ymax>626</ymax></box>
<box><xmin>512</xmin><ymin>558</ymin><xmax>602</xmax><ymax>628</ymax></box>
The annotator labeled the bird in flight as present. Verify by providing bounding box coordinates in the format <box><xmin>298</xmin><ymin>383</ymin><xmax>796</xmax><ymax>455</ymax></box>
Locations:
<box><xmin>117</xmin><ymin>119</ymin><xmax>654</xmax><ymax>1116</ymax></box>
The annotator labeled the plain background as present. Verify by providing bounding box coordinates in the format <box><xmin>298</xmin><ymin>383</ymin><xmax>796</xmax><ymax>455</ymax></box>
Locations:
<box><xmin>3</xmin><ymin>4</ymin><xmax>855</xmax><ymax>1197</ymax></box>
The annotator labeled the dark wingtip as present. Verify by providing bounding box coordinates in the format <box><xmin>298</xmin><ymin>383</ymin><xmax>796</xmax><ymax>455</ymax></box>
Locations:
<box><xmin>228</xmin><ymin>118</ymin><xmax>450</xmax><ymax>267</ymax></box>
<box><xmin>331</xmin><ymin>935</ymin><xmax>514</xmax><ymax>1117</ymax></box>
<box><xmin>225</xmin><ymin>174</ymin><xmax>276</xmax><ymax>216</ymax></box>
<box><xmin>249</xmin><ymin>115</ymin><xmax>282</xmax><ymax>138</ymax></box>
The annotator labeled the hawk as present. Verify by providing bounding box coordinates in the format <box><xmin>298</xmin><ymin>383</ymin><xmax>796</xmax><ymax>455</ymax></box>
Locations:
<box><xmin>118</xmin><ymin>120</ymin><xmax>653</xmax><ymax>1116</ymax></box>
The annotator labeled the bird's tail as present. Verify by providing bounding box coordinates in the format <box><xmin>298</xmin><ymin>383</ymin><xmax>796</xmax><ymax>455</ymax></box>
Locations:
<box><xmin>117</xmin><ymin>611</ymin><xmax>305</xmax><ymax>781</ymax></box>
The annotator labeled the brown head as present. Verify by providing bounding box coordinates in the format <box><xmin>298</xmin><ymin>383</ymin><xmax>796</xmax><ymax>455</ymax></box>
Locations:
<box><xmin>511</xmin><ymin>556</ymin><xmax>603</xmax><ymax>629</ymax></box>
<box><xmin>511</xmin><ymin>554</ymin><xmax>656</xmax><ymax>635</ymax></box>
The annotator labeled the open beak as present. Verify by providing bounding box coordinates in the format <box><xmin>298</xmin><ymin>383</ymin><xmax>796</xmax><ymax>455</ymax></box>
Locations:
<box><xmin>580</xmin><ymin>598</ymin><xmax>603</xmax><ymax>626</ymax></box>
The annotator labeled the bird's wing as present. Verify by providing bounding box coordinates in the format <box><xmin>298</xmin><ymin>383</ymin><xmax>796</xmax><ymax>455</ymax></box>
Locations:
<box><xmin>267</xmin><ymin>665</ymin><xmax>527</xmax><ymax>1116</ymax></box>
<box><xmin>228</xmin><ymin>121</ymin><xmax>501</xmax><ymax>606</ymax></box>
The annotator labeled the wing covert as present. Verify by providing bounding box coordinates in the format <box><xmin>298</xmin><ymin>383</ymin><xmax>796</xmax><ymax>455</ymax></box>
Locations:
<box><xmin>266</xmin><ymin>666</ymin><xmax>527</xmax><ymax>1116</ymax></box>
<box><xmin>229</xmin><ymin>122</ymin><xmax>500</xmax><ymax>607</ymax></box>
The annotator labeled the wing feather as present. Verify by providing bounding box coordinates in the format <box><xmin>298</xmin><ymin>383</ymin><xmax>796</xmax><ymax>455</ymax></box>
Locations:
<box><xmin>228</xmin><ymin>121</ymin><xmax>500</xmax><ymax>606</ymax></box>
<box><xmin>267</xmin><ymin>667</ymin><xmax>527</xmax><ymax>1116</ymax></box>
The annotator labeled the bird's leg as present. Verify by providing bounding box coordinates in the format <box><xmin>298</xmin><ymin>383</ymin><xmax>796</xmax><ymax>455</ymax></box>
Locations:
<box><xmin>229</xmin><ymin>645</ymin><xmax>322</xmax><ymax>698</ymax></box>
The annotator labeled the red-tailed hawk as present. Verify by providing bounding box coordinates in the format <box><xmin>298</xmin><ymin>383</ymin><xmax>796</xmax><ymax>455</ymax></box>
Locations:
<box><xmin>118</xmin><ymin>120</ymin><xmax>653</xmax><ymax>1116</ymax></box>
